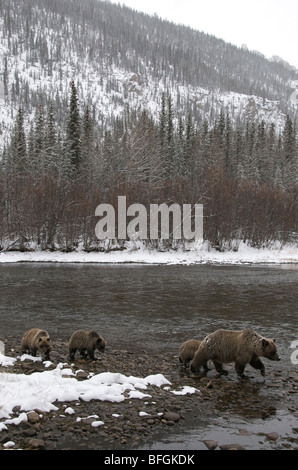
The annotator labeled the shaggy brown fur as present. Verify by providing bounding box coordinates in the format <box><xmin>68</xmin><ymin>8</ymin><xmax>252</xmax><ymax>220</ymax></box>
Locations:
<box><xmin>21</xmin><ymin>328</ymin><xmax>51</xmax><ymax>360</ymax></box>
<box><xmin>190</xmin><ymin>328</ymin><xmax>280</xmax><ymax>377</ymax></box>
<box><xmin>179</xmin><ymin>339</ymin><xmax>202</xmax><ymax>367</ymax></box>
<box><xmin>68</xmin><ymin>330</ymin><xmax>106</xmax><ymax>360</ymax></box>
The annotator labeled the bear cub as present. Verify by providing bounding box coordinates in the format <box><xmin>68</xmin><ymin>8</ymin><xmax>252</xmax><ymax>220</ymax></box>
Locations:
<box><xmin>21</xmin><ymin>328</ymin><xmax>51</xmax><ymax>360</ymax></box>
<box><xmin>68</xmin><ymin>330</ymin><xmax>106</xmax><ymax>360</ymax></box>
<box><xmin>179</xmin><ymin>339</ymin><xmax>209</xmax><ymax>372</ymax></box>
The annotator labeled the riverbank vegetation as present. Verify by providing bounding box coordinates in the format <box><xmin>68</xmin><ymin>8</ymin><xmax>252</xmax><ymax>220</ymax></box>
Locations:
<box><xmin>0</xmin><ymin>82</ymin><xmax>297</xmax><ymax>252</ymax></box>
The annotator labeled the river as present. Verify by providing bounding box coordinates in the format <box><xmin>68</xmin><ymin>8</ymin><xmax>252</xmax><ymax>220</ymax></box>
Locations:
<box><xmin>0</xmin><ymin>263</ymin><xmax>297</xmax><ymax>450</ymax></box>
<box><xmin>0</xmin><ymin>263</ymin><xmax>297</xmax><ymax>354</ymax></box>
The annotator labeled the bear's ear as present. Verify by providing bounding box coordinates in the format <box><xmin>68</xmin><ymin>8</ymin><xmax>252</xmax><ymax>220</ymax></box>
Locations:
<box><xmin>262</xmin><ymin>339</ymin><xmax>269</xmax><ymax>350</ymax></box>
<box><xmin>273</xmin><ymin>338</ymin><xmax>276</xmax><ymax>343</ymax></box>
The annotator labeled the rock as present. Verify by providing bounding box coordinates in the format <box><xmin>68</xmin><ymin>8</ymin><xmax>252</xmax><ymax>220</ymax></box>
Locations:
<box><xmin>76</xmin><ymin>370</ymin><xmax>89</xmax><ymax>380</ymax></box>
<box><xmin>27</xmin><ymin>411</ymin><xmax>40</xmax><ymax>424</ymax></box>
<box><xmin>265</xmin><ymin>432</ymin><xmax>279</xmax><ymax>441</ymax></box>
<box><xmin>203</xmin><ymin>439</ymin><xmax>218</xmax><ymax>450</ymax></box>
<box><xmin>23</xmin><ymin>427</ymin><xmax>37</xmax><ymax>437</ymax></box>
<box><xmin>238</xmin><ymin>428</ymin><xmax>249</xmax><ymax>436</ymax></box>
<box><xmin>4</xmin><ymin>441</ymin><xmax>16</xmax><ymax>448</ymax></box>
<box><xmin>146</xmin><ymin>419</ymin><xmax>156</xmax><ymax>425</ymax></box>
<box><xmin>27</xmin><ymin>438</ymin><xmax>45</xmax><ymax>449</ymax></box>
<box><xmin>163</xmin><ymin>411</ymin><xmax>181</xmax><ymax>422</ymax></box>
<box><xmin>220</xmin><ymin>443</ymin><xmax>246</xmax><ymax>450</ymax></box>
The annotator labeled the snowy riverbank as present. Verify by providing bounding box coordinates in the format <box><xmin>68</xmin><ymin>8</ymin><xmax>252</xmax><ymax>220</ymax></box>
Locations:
<box><xmin>1</xmin><ymin>342</ymin><xmax>297</xmax><ymax>451</ymax></box>
<box><xmin>0</xmin><ymin>241</ymin><xmax>297</xmax><ymax>265</ymax></box>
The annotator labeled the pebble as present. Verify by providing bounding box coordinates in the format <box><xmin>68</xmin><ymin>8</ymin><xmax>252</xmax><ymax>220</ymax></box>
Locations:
<box><xmin>162</xmin><ymin>411</ymin><xmax>181</xmax><ymax>422</ymax></box>
<box><xmin>203</xmin><ymin>439</ymin><xmax>218</xmax><ymax>450</ymax></box>
<box><xmin>265</xmin><ymin>432</ymin><xmax>279</xmax><ymax>441</ymax></box>
<box><xmin>76</xmin><ymin>370</ymin><xmax>89</xmax><ymax>379</ymax></box>
<box><xmin>27</xmin><ymin>438</ymin><xmax>45</xmax><ymax>450</ymax></box>
<box><xmin>220</xmin><ymin>443</ymin><xmax>246</xmax><ymax>450</ymax></box>
<box><xmin>27</xmin><ymin>411</ymin><xmax>40</xmax><ymax>424</ymax></box>
<box><xmin>238</xmin><ymin>428</ymin><xmax>249</xmax><ymax>436</ymax></box>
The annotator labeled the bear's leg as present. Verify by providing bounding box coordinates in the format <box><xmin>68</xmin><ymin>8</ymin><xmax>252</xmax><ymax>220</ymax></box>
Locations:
<box><xmin>190</xmin><ymin>350</ymin><xmax>210</xmax><ymax>374</ymax></box>
<box><xmin>44</xmin><ymin>349</ymin><xmax>51</xmax><ymax>361</ymax></box>
<box><xmin>235</xmin><ymin>361</ymin><xmax>247</xmax><ymax>378</ymax></box>
<box><xmin>80</xmin><ymin>348</ymin><xmax>88</xmax><ymax>358</ymax></box>
<box><xmin>69</xmin><ymin>348</ymin><xmax>76</xmax><ymax>360</ymax></box>
<box><xmin>87</xmin><ymin>348</ymin><xmax>95</xmax><ymax>360</ymax></box>
<box><xmin>249</xmin><ymin>355</ymin><xmax>265</xmax><ymax>376</ymax></box>
<box><xmin>213</xmin><ymin>360</ymin><xmax>228</xmax><ymax>375</ymax></box>
<box><xmin>179</xmin><ymin>356</ymin><xmax>187</xmax><ymax>368</ymax></box>
<box><xmin>190</xmin><ymin>360</ymin><xmax>205</xmax><ymax>374</ymax></box>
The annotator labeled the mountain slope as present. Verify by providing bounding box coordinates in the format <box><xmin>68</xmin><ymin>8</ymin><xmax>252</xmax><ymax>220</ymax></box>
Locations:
<box><xmin>0</xmin><ymin>0</ymin><xmax>297</xmax><ymax>150</ymax></box>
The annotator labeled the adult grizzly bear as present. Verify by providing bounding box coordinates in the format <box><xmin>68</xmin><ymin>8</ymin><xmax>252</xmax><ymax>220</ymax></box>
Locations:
<box><xmin>68</xmin><ymin>330</ymin><xmax>106</xmax><ymax>360</ymax></box>
<box><xmin>21</xmin><ymin>328</ymin><xmax>51</xmax><ymax>360</ymax></box>
<box><xmin>190</xmin><ymin>328</ymin><xmax>280</xmax><ymax>378</ymax></box>
<box><xmin>179</xmin><ymin>339</ymin><xmax>209</xmax><ymax>372</ymax></box>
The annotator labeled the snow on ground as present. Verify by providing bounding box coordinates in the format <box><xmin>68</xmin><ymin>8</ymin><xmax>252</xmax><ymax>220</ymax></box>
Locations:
<box><xmin>0</xmin><ymin>241</ymin><xmax>297</xmax><ymax>265</ymax></box>
<box><xmin>0</xmin><ymin>354</ymin><xmax>197</xmax><ymax>431</ymax></box>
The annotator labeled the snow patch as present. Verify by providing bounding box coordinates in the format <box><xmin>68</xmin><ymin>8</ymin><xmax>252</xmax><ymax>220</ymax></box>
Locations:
<box><xmin>0</xmin><ymin>353</ymin><xmax>17</xmax><ymax>367</ymax></box>
<box><xmin>171</xmin><ymin>386</ymin><xmax>199</xmax><ymax>396</ymax></box>
<box><xmin>0</xmin><ymin>364</ymin><xmax>171</xmax><ymax>427</ymax></box>
<box><xmin>0</xmin><ymin>241</ymin><xmax>297</xmax><ymax>265</ymax></box>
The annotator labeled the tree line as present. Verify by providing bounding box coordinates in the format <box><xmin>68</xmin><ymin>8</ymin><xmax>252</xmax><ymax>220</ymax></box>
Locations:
<box><xmin>0</xmin><ymin>81</ymin><xmax>297</xmax><ymax>252</ymax></box>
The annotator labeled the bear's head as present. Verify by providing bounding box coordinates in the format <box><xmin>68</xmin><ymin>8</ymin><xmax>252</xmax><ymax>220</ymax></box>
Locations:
<box><xmin>37</xmin><ymin>336</ymin><xmax>51</xmax><ymax>353</ymax></box>
<box><xmin>262</xmin><ymin>338</ymin><xmax>280</xmax><ymax>361</ymax></box>
<box><xmin>95</xmin><ymin>336</ymin><xmax>106</xmax><ymax>352</ymax></box>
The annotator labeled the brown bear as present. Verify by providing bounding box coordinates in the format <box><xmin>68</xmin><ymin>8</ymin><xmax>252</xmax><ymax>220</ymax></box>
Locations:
<box><xmin>21</xmin><ymin>328</ymin><xmax>51</xmax><ymax>360</ymax></box>
<box><xmin>178</xmin><ymin>339</ymin><xmax>211</xmax><ymax>372</ymax></box>
<box><xmin>179</xmin><ymin>339</ymin><xmax>202</xmax><ymax>367</ymax></box>
<box><xmin>190</xmin><ymin>328</ymin><xmax>280</xmax><ymax>378</ymax></box>
<box><xmin>68</xmin><ymin>330</ymin><xmax>106</xmax><ymax>360</ymax></box>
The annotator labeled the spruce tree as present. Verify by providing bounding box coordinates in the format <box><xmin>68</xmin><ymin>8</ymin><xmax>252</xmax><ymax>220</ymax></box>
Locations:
<box><xmin>81</xmin><ymin>105</ymin><xmax>94</xmax><ymax>182</ymax></box>
<box><xmin>13</xmin><ymin>107</ymin><xmax>27</xmax><ymax>173</ymax></box>
<box><xmin>43</xmin><ymin>101</ymin><xmax>61</xmax><ymax>176</ymax></box>
<box><xmin>65</xmin><ymin>80</ymin><xmax>81</xmax><ymax>177</ymax></box>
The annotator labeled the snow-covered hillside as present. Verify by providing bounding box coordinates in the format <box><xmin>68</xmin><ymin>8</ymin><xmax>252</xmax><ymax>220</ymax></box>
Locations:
<box><xmin>0</xmin><ymin>0</ymin><xmax>297</xmax><ymax>151</ymax></box>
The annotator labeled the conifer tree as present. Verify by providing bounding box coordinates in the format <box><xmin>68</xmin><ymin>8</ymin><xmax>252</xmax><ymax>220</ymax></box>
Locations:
<box><xmin>44</xmin><ymin>102</ymin><xmax>58</xmax><ymax>173</ymax></box>
<box><xmin>65</xmin><ymin>80</ymin><xmax>81</xmax><ymax>177</ymax></box>
<box><xmin>34</xmin><ymin>102</ymin><xmax>45</xmax><ymax>171</ymax></box>
<box><xmin>12</xmin><ymin>107</ymin><xmax>27</xmax><ymax>173</ymax></box>
<box><xmin>81</xmin><ymin>105</ymin><xmax>95</xmax><ymax>182</ymax></box>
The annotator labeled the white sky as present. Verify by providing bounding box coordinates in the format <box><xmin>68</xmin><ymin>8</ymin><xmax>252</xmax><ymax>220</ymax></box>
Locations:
<box><xmin>108</xmin><ymin>0</ymin><xmax>298</xmax><ymax>69</ymax></box>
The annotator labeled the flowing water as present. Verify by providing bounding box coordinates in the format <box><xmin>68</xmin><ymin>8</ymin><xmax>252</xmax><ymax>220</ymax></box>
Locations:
<box><xmin>0</xmin><ymin>262</ymin><xmax>297</xmax><ymax>449</ymax></box>
<box><xmin>0</xmin><ymin>263</ymin><xmax>297</xmax><ymax>351</ymax></box>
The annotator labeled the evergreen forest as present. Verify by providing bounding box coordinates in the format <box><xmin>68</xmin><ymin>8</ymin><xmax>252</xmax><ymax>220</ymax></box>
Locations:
<box><xmin>0</xmin><ymin>81</ymin><xmax>297</xmax><ymax>252</ymax></box>
<box><xmin>0</xmin><ymin>0</ymin><xmax>297</xmax><ymax>252</ymax></box>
